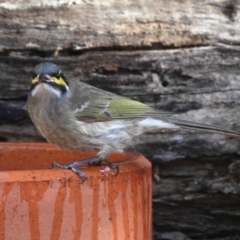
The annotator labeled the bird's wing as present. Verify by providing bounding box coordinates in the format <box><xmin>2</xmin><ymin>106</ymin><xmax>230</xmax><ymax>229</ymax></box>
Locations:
<box><xmin>74</xmin><ymin>97</ymin><xmax>172</xmax><ymax>122</ymax></box>
<box><xmin>71</xmin><ymin>81</ymin><xmax>240</xmax><ymax>139</ymax></box>
<box><xmin>74</xmin><ymin>95</ymin><xmax>240</xmax><ymax>139</ymax></box>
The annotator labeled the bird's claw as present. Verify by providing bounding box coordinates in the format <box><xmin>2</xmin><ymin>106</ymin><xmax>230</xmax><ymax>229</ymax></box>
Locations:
<box><xmin>51</xmin><ymin>162</ymin><xmax>87</xmax><ymax>183</ymax></box>
<box><xmin>70</xmin><ymin>167</ymin><xmax>87</xmax><ymax>183</ymax></box>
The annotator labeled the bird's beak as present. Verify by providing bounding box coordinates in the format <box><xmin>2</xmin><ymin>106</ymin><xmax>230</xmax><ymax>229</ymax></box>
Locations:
<box><xmin>38</xmin><ymin>74</ymin><xmax>51</xmax><ymax>83</ymax></box>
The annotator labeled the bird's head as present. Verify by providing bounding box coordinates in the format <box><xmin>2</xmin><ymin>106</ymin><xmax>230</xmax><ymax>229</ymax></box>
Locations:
<box><xmin>30</xmin><ymin>62</ymin><xmax>69</xmax><ymax>98</ymax></box>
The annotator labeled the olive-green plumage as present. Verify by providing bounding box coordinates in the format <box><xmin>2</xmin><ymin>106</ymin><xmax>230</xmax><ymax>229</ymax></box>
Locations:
<box><xmin>27</xmin><ymin>62</ymin><xmax>240</xmax><ymax>179</ymax></box>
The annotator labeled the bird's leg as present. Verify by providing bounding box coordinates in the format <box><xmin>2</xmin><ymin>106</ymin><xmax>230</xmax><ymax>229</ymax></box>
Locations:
<box><xmin>52</xmin><ymin>156</ymin><xmax>119</xmax><ymax>183</ymax></box>
<box><xmin>88</xmin><ymin>149</ymin><xmax>119</xmax><ymax>173</ymax></box>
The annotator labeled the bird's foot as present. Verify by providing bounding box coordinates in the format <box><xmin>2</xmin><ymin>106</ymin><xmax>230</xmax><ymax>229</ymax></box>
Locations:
<box><xmin>52</xmin><ymin>156</ymin><xmax>119</xmax><ymax>183</ymax></box>
<box><xmin>52</xmin><ymin>156</ymin><xmax>100</xmax><ymax>183</ymax></box>
<box><xmin>102</xmin><ymin>159</ymin><xmax>119</xmax><ymax>175</ymax></box>
<box><xmin>88</xmin><ymin>159</ymin><xmax>119</xmax><ymax>174</ymax></box>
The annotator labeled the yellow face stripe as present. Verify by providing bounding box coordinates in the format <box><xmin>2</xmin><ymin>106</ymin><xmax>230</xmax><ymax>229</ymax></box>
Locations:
<box><xmin>30</xmin><ymin>72</ymin><xmax>67</xmax><ymax>86</ymax></box>
<box><xmin>31</xmin><ymin>76</ymin><xmax>38</xmax><ymax>85</ymax></box>
<box><xmin>50</xmin><ymin>76</ymin><xmax>66</xmax><ymax>86</ymax></box>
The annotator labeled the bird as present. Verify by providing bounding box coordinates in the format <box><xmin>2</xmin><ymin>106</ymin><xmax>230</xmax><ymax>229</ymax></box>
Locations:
<box><xmin>27</xmin><ymin>62</ymin><xmax>240</xmax><ymax>182</ymax></box>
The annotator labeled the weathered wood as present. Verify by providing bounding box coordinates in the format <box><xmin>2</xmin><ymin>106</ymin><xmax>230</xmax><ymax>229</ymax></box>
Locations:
<box><xmin>153</xmin><ymin>155</ymin><xmax>240</xmax><ymax>239</ymax></box>
<box><xmin>0</xmin><ymin>0</ymin><xmax>240</xmax><ymax>50</ymax></box>
<box><xmin>1</xmin><ymin>0</ymin><xmax>240</xmax><ymax>239</ymax></box>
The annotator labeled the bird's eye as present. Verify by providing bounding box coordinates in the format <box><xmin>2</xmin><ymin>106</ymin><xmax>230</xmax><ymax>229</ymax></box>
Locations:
<box><xmin>31</xmin><ymin>73</ymin><xmax>37</xmax><ymax>80</ymax></box>
<box><xmin>52</xmin><ymin>73</ymin><xmax>61</xmax><ymax>79</ymax></box>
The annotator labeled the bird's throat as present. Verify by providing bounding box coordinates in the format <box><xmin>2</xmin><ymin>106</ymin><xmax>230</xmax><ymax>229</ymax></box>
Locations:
<box><xmin>31</xmin><ymin>83</ymin><xmax>63</xmax><ymax>99</ymax></box>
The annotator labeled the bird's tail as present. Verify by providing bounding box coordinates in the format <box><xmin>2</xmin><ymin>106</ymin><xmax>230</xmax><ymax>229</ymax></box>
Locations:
<box><xmin>161</xmin><ymin>116</ymin><xmax>240</xmax><ymax>139</ymax></box>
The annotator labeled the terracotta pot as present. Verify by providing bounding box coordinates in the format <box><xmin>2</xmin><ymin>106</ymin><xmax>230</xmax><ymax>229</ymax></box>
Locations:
<box><xmin>0</xmin><ymin>142</ymin><xmax>152</xmax><ymax>240</ymax></box>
